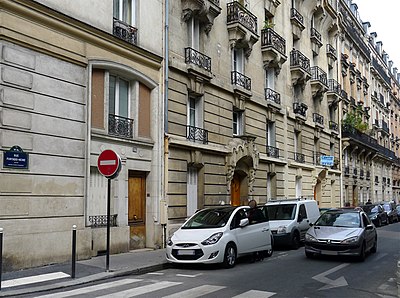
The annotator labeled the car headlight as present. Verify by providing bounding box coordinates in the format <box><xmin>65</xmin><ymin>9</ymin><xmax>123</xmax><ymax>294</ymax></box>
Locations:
<box><xmin>201</xmin><ymin>232</ymin><xmax>223</xmax><ymax>245</ymax></box>
<box><xmin>167</xmin><ymin>237</ymin><xmax>173</xmax><ymax>246</ymax></box>
<box><xmin>371</xmin><ymin>215</ymin><xmax>377</xmax><ymax>220</ymax></box>
<box><xmin>341</xmin><ymin>236</ymin><xmax>359</xmax><ymax>244</ymax></box>
<box><xmin>277</xmin><ymin>226</ymin><xmax>287</xmax><ymax>234</ymax></box>
<box><xmin>305</xmin><ymin>233</ymin><xmax>318</xmax><ymax>242</ymax></box>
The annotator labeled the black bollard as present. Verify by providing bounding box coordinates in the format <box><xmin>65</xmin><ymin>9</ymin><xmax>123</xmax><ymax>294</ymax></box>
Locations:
<box><xmin>71</xmin><ymin>225</ymin><xmax>76</xmax><ymax>279</ymax></box>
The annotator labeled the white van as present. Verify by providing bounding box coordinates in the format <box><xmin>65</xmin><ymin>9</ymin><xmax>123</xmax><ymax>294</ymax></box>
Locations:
<box><xmin>265</xmin><ymin>198</ymin><xmax>320</xmax><ymax>249</ymax></box>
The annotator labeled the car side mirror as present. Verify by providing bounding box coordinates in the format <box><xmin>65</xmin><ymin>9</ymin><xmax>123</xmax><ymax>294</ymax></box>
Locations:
<box><xmin>239</xmin><ymin>218</ymin><xmax>249</xmax><ymax>227</ymax></box>
<box><xmin>366</xmin><ymin>224</ymin><xmax>374</xmax><ymax>230</ymax></box>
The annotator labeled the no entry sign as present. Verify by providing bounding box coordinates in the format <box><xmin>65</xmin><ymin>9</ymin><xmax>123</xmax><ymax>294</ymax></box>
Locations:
<box><xmin>97</xmin><ymin>149</ymin><xmax>121</xmax><ymax>179</ymax></box>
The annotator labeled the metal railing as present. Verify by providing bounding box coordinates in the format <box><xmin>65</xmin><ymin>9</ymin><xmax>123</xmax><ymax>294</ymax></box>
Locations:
<box><xmin>329</xmin><ymin>121</ymin><xmax>339</xmax><ymax>132</ymax></box>
<box><xmin>290</xmin><ymin>49</ymin><xmax>311</xmax><ymax>73</ymax></box>
<box><xmin>293</xmin><ymin>102</ymin><xmax>308</xmax><ymax>117</ymax></box>
<box><xmin>311</xmin><ymin>66</ymin><xmax>327</xmax><ymax>86</ymax></box>
<box><xmin>360</xmin><ymin>169</ymin><xmax>364</xmax><ymax>179</ymax></box>
<box><xmin>353</xmin><ymin>168</ymin><xmax>358</xmax><ymax>177</ymax></box>
<box><xmin>231</xmin><ymin>71</ymin><xmax>251</xmax><ymax>90</ymax></box>
<box><xmin>311</xmin><ymin>28</ymin><xmax>322</xmax><ymax>43</ymax></box>
<box><xmin>185</xmin><ymin>47</ymin><xmax>211</xmax><ymax>72</ymax></box>
<box><xmin>328</xmin><ymin>79</ymin><xmax>341</xmax><ymax>94</ymax></box>
<box><xmin>113</xmin><ymin>18</ymin><xmax>137</xmax><ymax>45</ymax></box>
<box><xmin>313</xmin><ymin>113</ymin><xmax>324</xmax><ymax>126</ymax></box>
<box><xmin>290</xmin><ymin>7</ymin><xmax>304</xmax><ymax>25</ymax></box>
<box><xmin>294</xmin><ymin>152</ymin><xmax>305</xmax><ymax>163</ymax></box>
<box><xmin>265</xmin><ymin>88</ymin><xmax>281</xmax><ymax>105</ymax></box>
<box><xmin>227</xmin><ymin>1</ymin><xmax>258</xmax><ymax>35</ymax></box>
<box><xmin>186</xmin><ymin>125</ymin><xmax>208</xmax><ymax>144</ymax></box>
<box><xmin>344</xmin><ymin>166</ymin><xmax>350</xmax><ymax>176</ymax></box>
<box><xmin>209</xmin><ymin>0</ymin><xmax>220</xmax><ymax>6</ymax></box>
<box><xmin>108</xmin><ymin>114</ymin><xmax>134</xmax><ymax>138</ymax></box>
<box><xmin>266</xmin><ymin>146</ymin><xmax>280</xmax><ymax>158</ymax></box>
<box><xmin>326</xmin><ymin>44</ymin><xmax>337</xmax><ymax>57</ymax></box>
<box><xmin>89</xmin><ymin>215</ymin><xmax>118</xmax><ymax>228</ymax></box>
<box><xmin>371</xmin><ymin>57</ymin><xmax>391</xmax><ymax>85</ymax></box>
<box><xmin>261</xmin><ymin>28</ymin><xmax>286</xmax><ymax>56</ymax></box>
<box><xmin>341</xmin><ymin>90</ymin><xmax>348</xmax><ymax>100</ymax></box>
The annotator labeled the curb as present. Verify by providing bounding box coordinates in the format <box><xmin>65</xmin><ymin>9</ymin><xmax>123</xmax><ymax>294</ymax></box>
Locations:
<box><xmin>0</xmin><ymin>263</ymin><xmax>170</xmax><ymax>297</ymax></box>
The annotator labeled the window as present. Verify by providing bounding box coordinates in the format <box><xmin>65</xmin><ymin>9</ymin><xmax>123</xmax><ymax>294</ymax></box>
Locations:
<box><xmin>294</xmin><ymin>130</ymin><xmax>301</xmax><ymax>153</ymax></box>
<box><xmin>187</xmin><ymin>96</ymin><xmax>203</xmax><ymax>129</ymax></box>
<box><xmin>109</xmin><ymin>75</ymin><xmax>129</xmax><ymax>118</ymax></box>
<box><xmin>113</xmin><ymin>0</ymin><xmax>136</xmax><ymax>25</ymax></box>
<box><xmin>295</xmin><ymin>176</ymin><xmax>302</xmax><ymax>198</ymax></box>
<box><xmin>187</xmin><ymin>167</ymin><xmax>198</xmax><ymax>217</ymax></box>
<box><xmin>232</xmin><ymin>48</ymin><xmax>244</xmax><ymax>73</ymax></box>
<box><xmin>188</xmin><ymin>17</ymin><xmax>200</xmax><ymax>50</ymax></box>
<box><xmin>299</xmin><ymin>204</ymin><xmax>307</xmax><ymax>220</ymax></box>
<box><xmin>265</xmin><ymin>67</ymin><xmax>275</xmax><ymax>89</ymax></box>
<box><xmin>233</xmin><ymin>110</ymin><xmax>244</xmax><ymax>136</ymax></box>
<box><xmin>266</xmin><ymin>120</ymin><xmax>276</xmax><ymax>147</ymax></box>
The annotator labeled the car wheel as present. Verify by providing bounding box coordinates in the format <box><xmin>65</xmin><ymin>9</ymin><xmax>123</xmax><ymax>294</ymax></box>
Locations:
<box><xmin>291</xmin><ymin>232</ymin><xmax>300</xmax><ymax>250</ymax></box>
<box><xmin>223</xmin><ymin>243</ymin><xmax>236</xmax><ymax>268</ymax></box>
<box><xmin>305</xmin><ymin>251</ymin><xmax>314</xmax><ymax>258</ymax></box>
<box><xmin>357</xmin><ymin>243</ymin><xmax>366</xmax><ymax>262</ymax></box>
<box><xmin>264</xmin><ymin>247</ymin><xmax>273</xmax><ymax>258</ymax></box>
<box><xmin>370</xmin><ymin>237</ymin><xmax>377</xmax><ymax>253</ymax></box>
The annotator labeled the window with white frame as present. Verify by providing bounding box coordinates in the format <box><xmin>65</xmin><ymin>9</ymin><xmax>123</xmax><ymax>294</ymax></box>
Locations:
<box><xmin>187</xmin><ymin>166</ymin><xmax>198</xmax><ymax>216</ymax></box>
<box><xmin>113</xmin><ymin>0</ymin><xmax>136</xmax><ymax>25</ymax></box>
<box><xmin>233</xmin><ymin>109</ymin><xmax>244</xmax><ymax>136</ymax></box>
<box><xmin>266</xmin><ymin>120</ymin><xmax>276</xmax><ymax>147</ymax></box>
<box><xmin>109</xmin><ymin>75</ymin><xmax>129</xmax><ymax>118</ymax></box>
<box><xmin>187</xmin><ymin>96</ymin><xmax>203</xmax><ymax>128</ymax></box>
<box><xmin>232</xmin><ymin>48</ymin><xmax>244</xmax><ymax>73</ymax></box>
<box><xmin>188</xmin><ymin>17</ymin><xmax>200</xmax><ymax>50</ymax></box>
<box><xmin>265</xmin><ymin>67</ymin><xmax>275</xmax><ymax>89</ymax></box>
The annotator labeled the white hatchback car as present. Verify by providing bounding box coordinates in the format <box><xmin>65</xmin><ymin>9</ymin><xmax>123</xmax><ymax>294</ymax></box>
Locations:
<box><xmin>166</xmin><ymin>205</ymin><xmax>273</xmax><ymax>268</ymax></box>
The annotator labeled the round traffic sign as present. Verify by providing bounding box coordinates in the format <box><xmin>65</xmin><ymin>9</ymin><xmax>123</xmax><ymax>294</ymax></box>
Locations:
<box><xmin>97</xmin><ymin>149</ymin><xmax>121</xmax><ymax>179</ymax></box>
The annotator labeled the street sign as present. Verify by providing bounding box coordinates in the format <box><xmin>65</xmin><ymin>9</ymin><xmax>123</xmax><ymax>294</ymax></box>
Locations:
<box><xmin>97</xmin><ymin>149</ymin><xmax>121</xmax><ymax>179</ymax></box>
<box><xmin>320</xmin><ymin>155</ymin><xmax>334</xmax><ymax>167</ymax></box>
<box><xmin>3</xmin><ymin>146</ymin><xmax>29</xmax><ymax>169</ymax></box>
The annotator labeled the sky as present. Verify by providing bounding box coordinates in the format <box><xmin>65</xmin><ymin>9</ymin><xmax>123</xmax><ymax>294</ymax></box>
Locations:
<box><xmin>355</xmin><ymin>0</ymin><xmax>400</xmax><ymax>70</ymax></box>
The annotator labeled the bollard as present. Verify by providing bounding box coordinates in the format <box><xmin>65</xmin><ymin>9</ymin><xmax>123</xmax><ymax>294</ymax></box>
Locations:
<box><xmin>0</xmin><ymin>228</ymin><xmax>3</xmax><ymax>291</ymax></box>
<box><xmin>71</xmin><ymin>225</ymin><xmax>77</xmax><ymax>279</ymax></box>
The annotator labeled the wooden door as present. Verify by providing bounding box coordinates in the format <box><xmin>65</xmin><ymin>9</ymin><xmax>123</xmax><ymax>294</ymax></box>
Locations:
<box><xmin>231</xmin><ymin>173</ymin><xmax>241</xmax><ymax>206</ymax></box>
<box><xmin>128</xmin><ymin>172</ymin><xmax>146</xmax><ymax>249</ymax></box>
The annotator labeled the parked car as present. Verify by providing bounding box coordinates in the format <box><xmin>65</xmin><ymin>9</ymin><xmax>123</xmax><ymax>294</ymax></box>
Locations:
<box><xmin>382</xmin><ymin>202</ymin><xmax>398</xmax><ymax>223</ymax></box>
<box><xmin>305</xmin><ymin>208</ymin><xmax>377</xmax><ymax>261</ymax></box>
<box><xmin>265</xmin><ymin>198</ymin><xmax>320</xmax><ymax>249</ymax></box>
<box><xmin>319</xmin><ymin>208</ymin><xmax>331</xmax><ymax>215</ymax></box>
<box><xmin>166</xmin><ymin>205</ymin><xmax>273</xmax><ymax>268</ymax></box>
<box><xmin>360</xmin><ymin>204</ymin><xmax>389</xmax><ymax>227</ymax></box>
<box><xmin>396</xmin><ymin>205</ymin><xmax>400</xmax><ymax>221</ymax></box>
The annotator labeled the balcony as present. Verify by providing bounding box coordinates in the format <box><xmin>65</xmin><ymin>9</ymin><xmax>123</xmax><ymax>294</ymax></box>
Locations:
<box><xmin>266</xmin><ymin>146</ymin><xmax>280</xmax><ymax>158</ymax></box>
<box><xmin>341</xmin><ymin>90</ymin><xmax>348</xmax><ymax>102</ymax></box>
<box><xmin>326</xmin><ymin>44</ymin><xmax>337</xmax><ymax>69</ymax></box>
<box><xmin>329</xmin><ymin>121</ymin><xmax>339</xmax><ymax>134</ymax></box>
<box><xmin>293</xmin><ymin>102</ymin><xmax>308</xmax><ymax>119</ymax></box>
<box><xmin>290</xmin><ymin>49</ymin><xmax>311</xmax><ymax>86</ymax></box>
<box><xmin>350</xmin><ymin>96</ymin><xmax>356</xmax><ymax>107</ymax></box>
<box><xmin>310</xmin><ymin>66</ymin><xmax>328</xmax><ymax>98</ymax></box>
<box><xmin>227</xmin><ymin>1</ymin><xmax>258</xmax><ymax>57</ymax></box>
<box><xmin>371</xmin><ymin>57</ymin><xmax>391</xmax><ymax>86</ymax></box>
<box><xmin>310</xmin><ymin>28</ymin><xmax>322</xmax><ymax>55</ymax></box>
<box><xmin>344</xmin><ymin>166</ymin><xmax>350</xmax><ymax>176</ymax></box>
<box><xmin>290</xmin><ymin>8</ymin><xmax>305</xmax><ymax>40</ymax></box>
<box><xmin>341</xmin><ymin>53</ymin><xmax>349</xmax><ymax>76</ymax></box>
<box><xmin>375</xmin><ymin>176</ymin><xmax>379</xmax><ymax>184</ymax></box>
<box><xmin>182</xmin><ymin>0</ymin><xmax>222</xmax><ymax>34</ymax></box>
<box><xmin>313</xmin><ymin>152</ymin><xmax>326</xmax><ymax>165</ymax></box>
<box><xmin>261</xmin><ymin>28</ymin><xmax>287</xmax><ymax>71</ymax></box>
<box><xmin>313</xmin><ymin>113</ymin><xmax>324</xmax><ymax>128</ymax></box>
<box><xmin>366</xmin><ymin>170</ymin><xmax>370</xmax><ymax>180</ymax></box>
<box><xmin>360</xmin><ymin>169</ymin><xmax>364</xmax><ymax>179</ymax></box>
<box><xmin>186</xmin><ymin>125</ymin><xmax>208</xmax><ymax>144</ymax></box>
<box><xmin>108</xmin><ymin>114</ymin><xmax>134</xmax><ymax>139</ymax></box>
<box><xmin>265</xmin><ymin>88</ymin><xmax>281</xmax><ymax>106</ymax></box>
<box><xmin>113</xmin><ymin>18</ymin><xmax>137</xmax><ymax>45</ymax></box>
<box><xmin>231</xmin><ymin>71</ymin><xmax>251</xmax><ymax>91</ymax></box>
<box><xmin>185</xmin><ymin>47</ymin><xmax>211</xmax><ymax>73</ymax></box>
<box><xmin>327</xmin><ymin>79</ymin><xmax>341</xmax><ymax>106</ymax></box>
<box><xmin>353</xmin><ymin>167</ymin><xmax>358</xmax><ymax>178</ymax></box>
<box><xmin>293</xmin><ymin>152</ymin><xmax>305</xmax><ymax>163</ymax></box>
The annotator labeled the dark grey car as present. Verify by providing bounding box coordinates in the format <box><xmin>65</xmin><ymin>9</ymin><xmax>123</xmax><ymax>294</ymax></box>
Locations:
<box><xmin>305</xmin><ymin>208</ymin><xmax>377</xmax><ymax>261</ymax></box>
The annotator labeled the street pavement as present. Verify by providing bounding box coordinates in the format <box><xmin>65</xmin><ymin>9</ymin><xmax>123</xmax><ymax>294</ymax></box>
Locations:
<box><xmin>0</xmin><ymin>248</ymin><xmax>169</xmax><ymax>297</ymax></box>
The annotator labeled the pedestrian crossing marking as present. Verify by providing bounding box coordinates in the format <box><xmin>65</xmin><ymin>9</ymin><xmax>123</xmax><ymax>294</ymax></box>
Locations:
<box><xmin>3</xmin><ymin>272</ymin><xmax>70</xmax><ymax>289</ymax></box>
<box><xmin>232</xmin><ymin>290</ymin><xmax>276</xmax><ymax>298</ymax></box>
<box><xmin>96</xmin><ymin>281</ymin><xmax>182</xmax><ymax>298</ymax></box>
<box><xmin>163</xmin><ymin>285</ymin><xmax>225</xmax><ymax>298</ymax></box>
<box><xmin>147</xmin><ymin>272</ymin><xmax>164</xmax><ymax>275</ymax></box>
<box><xmin>34</xmin><ymin>278</ymin><xmax>142</xmax><ymax>298</ymax></box>
<box><xmin>176</xmin><ymin>273</ymin><xmax>203</xmax><ymax>278</ymax></box>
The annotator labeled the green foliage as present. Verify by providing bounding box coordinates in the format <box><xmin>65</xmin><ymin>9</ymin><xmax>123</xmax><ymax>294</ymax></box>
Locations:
<box><xmin>263</xmin><ymin>20</ymin><xmax>275</xmax><ymax>29</ymax></box>
<box><xmin>342</xmin><ymin>107</ymin><xmax>369</xmax><ymax>133</ymax></box>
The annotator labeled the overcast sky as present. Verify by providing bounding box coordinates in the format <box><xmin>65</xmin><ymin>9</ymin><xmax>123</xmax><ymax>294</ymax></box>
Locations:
<box><xmin>355</xmin><ymin>0</ymin><xmax>400</xmax><ymax>70</ymax></box>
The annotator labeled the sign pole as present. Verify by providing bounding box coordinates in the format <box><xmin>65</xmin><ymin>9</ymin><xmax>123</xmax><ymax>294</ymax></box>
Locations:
<box><xmin>106</xmin><ymin>178</ymin><xmax>111</xmax><ymax>272</ymax></box>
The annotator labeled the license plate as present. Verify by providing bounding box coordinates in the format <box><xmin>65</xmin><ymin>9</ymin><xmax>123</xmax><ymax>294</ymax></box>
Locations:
<box><xmin>177</xmin><ymin>250</ymin><xmax>195</xmax><ymax>255</ymax></box>
<box><xmin>322</xmin><ymin>250</ymin><xmax>338</xmax><ymax>256</ymax></box>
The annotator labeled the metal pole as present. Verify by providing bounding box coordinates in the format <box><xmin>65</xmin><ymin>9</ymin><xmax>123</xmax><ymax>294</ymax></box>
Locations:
<box><xmin>71</xmin><ymin>225</ymin><xmax>76</xmax><ymax>279</ymax></box>
<box><xmin>106</xmin><ymin>178</ymin><xmax>111</xmax><ymax>272</ymax></box>
<box><xmin>0</xmin><ymin>228</ymin><xmax>3</xmax><ymax>291</ymax></box>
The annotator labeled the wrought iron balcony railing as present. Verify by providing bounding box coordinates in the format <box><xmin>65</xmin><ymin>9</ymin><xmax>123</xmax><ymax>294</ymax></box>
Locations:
<box><xmin>108</xmin><ymin>114</ymin><xmax>134</xmax><ymax>138</ymax></box>
<box><xmin>310</xmin><ymin>28</ymin><xmax>322</xmax><ymax>43</ymax></box>
<box><xmin>366</xmin><ymin>170</ymin><xmax>370</xmax><ymax>180</ymax></box>
<box><xmin>265</xmin><ymin>88</ymin><xmax>281</xmax><ymax>105</ymax></box>
<box><xmin>341</xmin><ymin>90</ymin><xmax>348</xmax><ymax>100</ymax></box>
<box><xmin>326</xmin><ymin>44</ymin><xmax>337</xmax><ymax>57</ymax></box>
<box><xmin>89</xmin><ymin>214</ymin><xmax>117</xmax><ymax>228</ymax></box>
<box><xmin>375</xmin><ymin>176</ymin><xmax>379</xmax><ymax>184</ymax></box>
<box><xmin>313</xmin><ymin>113</ymin><xmax>324</xmax><ymax>126</ymax></box>
<box><xmin>261</xmin><ymin>28</ymin><xmax>286</xmax><ymax>56</ymax></box>
<box><xmin>350</xmin><ymin>96</ymin><xmax>356</xmax><ymax>106</ymax></box>
<box><xmin>329</xmin><ymin>121</ymin><xmax>339</xmax><ymax>132</ymax></box>
<box><xmin>290</xmin><ymin>49</ymin><xmax>311</xmax><ymax>73</ymax></box>
<box><xmin>371</xmin><ymin>57</ymin><xmax>391</xmax><ymax>86</ymax></box>
<box><xmin>344</xmin><ymin>166</ymin><xmax>350</xmax><ymax>176</ymax></box>
<box><xmin>353</xmin><ymin>168</ymin><xmax>358</xmax><ymax>177</ymax></box>
<box><xmin>294</xmin><ymin>152</ymin><xmax>305</xmax><ymax>163</ymax></box>
<box><xmin>360</xmin><ymin>169</ymin><xmax>364</xmax><ymax>179</ymax></box>
<box><xmin>113</xmin><ymin>18</ymin><xmax>137</xmax><ymax>45</ymax></box>
<box><xmin>187</xmin><ymin>125</ymin><xmax>208</xmax><ymax>144</ymax></box>
<box><xmin>227</xmin><ymin>1</ymin><xmax>257</xmax><ymax>35</ymax></box>
<box><xmin>209</xmin><ymin>0</ymin><xmax>220</xmax><ymax>6</ymax></box>
<box><xmin>293</xmin><ymin>102</ymin><xmax>308</xmax><ymax>117</ymax></box>
<box><xmin>231</xmin><ymin>71</ymin><xmax>251</xmax><ymax>91</ymax></box>
<box><xmin>266</xmin><ymin>146</ymin><xmax>280</xmax><ymax>158</ymax></box>
<box><xmin>328</xmin><ymin>79</ymin><xmax>341</xmax><ymax>94</ymax></box>
<box><xmin>290</xmin><ymin>7</ymin><xmax>304</xmax><ymax>25</ymax></box>
<box><xmin>311</xmin><ymin>66</ymin><xmax>328</xmax><ymax>86</ymax></box>
<box><xmin>185</xmin><ymin>47</ymin><xmax>211</xmax><ymax>72</ymax></box>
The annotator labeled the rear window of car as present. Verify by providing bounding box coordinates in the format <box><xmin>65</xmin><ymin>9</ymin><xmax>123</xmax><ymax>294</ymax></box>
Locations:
<box><xmin>315</xmin><ymin>211</ymin><xmax>361</xmax><ymax>228</ymax></box>
<box><xmin>182</xmin><ymin>208</ymin><xmax>234</xmax><ymax>229</ymax></box>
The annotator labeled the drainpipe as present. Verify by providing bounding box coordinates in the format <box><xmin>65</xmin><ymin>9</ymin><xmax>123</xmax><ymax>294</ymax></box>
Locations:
<box><xmin>337</xmin><ymin>34</ymin><xmax>344</xmax><ymax>208</ymax></box>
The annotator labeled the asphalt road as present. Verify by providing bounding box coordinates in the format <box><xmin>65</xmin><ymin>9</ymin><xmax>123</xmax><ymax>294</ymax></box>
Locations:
<box><xmin>28</xmin><ymin>222</ymin><xmax>400</xmax><ymax>298</ymax></box>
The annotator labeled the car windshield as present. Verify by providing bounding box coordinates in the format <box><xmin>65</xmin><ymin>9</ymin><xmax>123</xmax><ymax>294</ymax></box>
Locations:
<box><xmin>383</xmin><ymin>204</ymin><xmax>392</xmax><ymax>212</ymax></box>
<box><xmin>266</xmin><ymin>204</ymin><xmax>297</xmax><ymax>220</ymax></box>
<box><xmin>362</xmin><ymin>205</ymin><xmax>376</xmax><ymax>215</ymax></box>
<box><xmin>315</xmin><ymin>211</ymin><xmax>361</xmax><ymax>228</ymax></box>
<box><xmin>182</xmin><ymin>208</ymin><xmax>234</xmax><ymax>229</ymax></box>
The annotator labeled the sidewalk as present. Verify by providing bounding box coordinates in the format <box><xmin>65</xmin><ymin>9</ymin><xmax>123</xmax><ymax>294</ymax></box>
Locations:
<box><xmin>0</xmin><ymin>248</ymin><xmax>169</xmax><ymax>297</ymax></box>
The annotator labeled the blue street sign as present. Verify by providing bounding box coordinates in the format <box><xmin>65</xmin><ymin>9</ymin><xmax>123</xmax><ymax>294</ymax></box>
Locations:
<box><xmin>320</xmin><ymin>155</ymin><xmax>334</xmax><ymax>167</ymax></box>
<box><xmin>3</xmin><ymin>146</ymin><xmax>29</xmax><ymax>169</ymax></box>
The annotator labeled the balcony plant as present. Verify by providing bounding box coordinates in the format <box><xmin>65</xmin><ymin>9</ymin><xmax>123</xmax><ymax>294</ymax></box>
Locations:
<box><xmin>263</xmin><ymin>19</ymin><xmax>275</xmax><ymax>29</ymax></box>
<box><xmin>342</xmin><ymin>107</ymin><xmax>368</xmax><ymax>133</ymax></box>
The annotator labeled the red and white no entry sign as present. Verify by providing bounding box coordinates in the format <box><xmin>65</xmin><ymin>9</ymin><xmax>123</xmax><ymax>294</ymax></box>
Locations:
<box><xmin>97</xmin><ymin>149</ymin><xmax>121</xmax><ymax>179</ymax></box>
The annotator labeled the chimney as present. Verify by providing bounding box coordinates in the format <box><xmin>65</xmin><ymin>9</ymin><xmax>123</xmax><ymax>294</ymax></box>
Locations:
<box><xmin>350</xmin><ymin>3</ymin><xmax>358</xmax><ymax>15</ymax></box>
<box><xmin>376</xmin><ymin>41</ymin><xmax>383</xmax><ymax>55</ymax></box>
<box><xmin>371</xmin><ymin>32</ymin><xmax>377</xmax><ymax>45</ymax></box>
<box><xmin>363</xmin><ymin>22</ymin><xmax>370</xmax><ymax>34</ymax></box>
<box><xmin>383</xmin><ymin>52</ymin><xmax>388</xmax><ymax>65</ymax></box>
<box><xmin>397</xmin><ymin>73</ymin><xmax>400</xmax><ymax>83</ymax></box>
<box><xmin>393</xmin><ymin>67</ymin><xmax>398</xmax><ymax>78</ymax></box>
<box><xmin>389</xmin><ymin>61</ymin><xmax>394</xmax><ymax>71</ymax></box>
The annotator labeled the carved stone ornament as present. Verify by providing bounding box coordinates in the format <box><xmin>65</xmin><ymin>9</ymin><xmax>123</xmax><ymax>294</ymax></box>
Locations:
<box><xmin>225</xmin><ymin>136</ymin><xmax>259</xmax><ymax>193</ymax></box>
<box><xmin>182</xmin><ymin>0</ymin><xmax>222</xmax><ymax>34</ymax></box>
